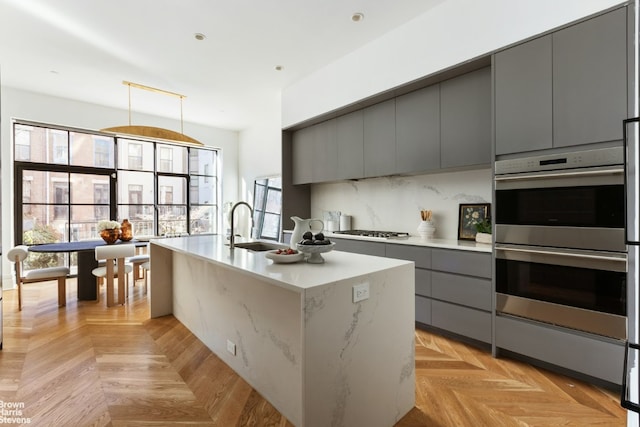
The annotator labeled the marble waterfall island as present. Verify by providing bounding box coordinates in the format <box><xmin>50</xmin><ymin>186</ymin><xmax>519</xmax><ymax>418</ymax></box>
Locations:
<box><xmin>149</xmin><ymin>235</ymin><xmax>415</xmax><ymax>427</ymax></box>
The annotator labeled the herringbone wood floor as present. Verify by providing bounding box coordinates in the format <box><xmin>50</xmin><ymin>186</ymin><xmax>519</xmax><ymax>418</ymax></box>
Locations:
<box><xmin>0</xmin><ymin>278</ymin><xmax>626</xmax><ymax>426</ymax></box>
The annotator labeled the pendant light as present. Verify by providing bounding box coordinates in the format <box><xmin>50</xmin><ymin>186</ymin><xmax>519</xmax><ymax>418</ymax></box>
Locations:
<box><xmin>101</xmin><ymin>80</ymin><xmax>203</xmax><ymax>146</ymax></box>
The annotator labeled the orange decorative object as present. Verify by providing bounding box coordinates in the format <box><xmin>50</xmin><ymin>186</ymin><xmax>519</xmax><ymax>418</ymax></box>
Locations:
<box><xmin>100</xmin><ymin>228</ymin><xmax>120</xmax><ymax>244</ymax></box>
<box><xmin>120</xmin><ymin>219</ymin><xmax>133</xmax><ymax>241</ymax></box>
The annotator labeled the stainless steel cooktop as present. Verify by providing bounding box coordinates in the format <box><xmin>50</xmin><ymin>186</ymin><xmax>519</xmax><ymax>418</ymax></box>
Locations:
<box><xmin>333</xmin><ymin>230</ymin><xmax>410</xmax><ymax>239</ymax></box>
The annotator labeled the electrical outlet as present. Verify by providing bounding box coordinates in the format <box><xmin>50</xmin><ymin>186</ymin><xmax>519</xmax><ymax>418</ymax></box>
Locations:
<box><xmin>353</xmin><ymin>283</ymin><xmax>370</xmax><ymax>303</ymax></box>
<box><xmin>226</xmin><ymin>339</ymin><xmax>236</xmax><ymax>356</ymax></box>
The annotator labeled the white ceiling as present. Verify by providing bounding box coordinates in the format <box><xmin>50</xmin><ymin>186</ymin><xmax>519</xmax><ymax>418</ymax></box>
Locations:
<box><xmin>0</xmin><ymin>0</ymin><xmax>446</xmax><ymax>131</ymax></box>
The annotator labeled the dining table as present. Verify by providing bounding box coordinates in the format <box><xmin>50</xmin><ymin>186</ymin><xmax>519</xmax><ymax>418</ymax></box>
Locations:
<box><xmin>28</xmin><ymin>239</ymin><xmax>148</xmax><ymax>301</ymax></box>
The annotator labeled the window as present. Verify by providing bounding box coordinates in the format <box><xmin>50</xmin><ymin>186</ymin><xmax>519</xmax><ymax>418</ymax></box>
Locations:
<box><xmin>14</xmin><ymin>121</ymin><xmax>219</xmax><ymax>261</ymax></box>
<box><xmin>158</xmin><ymin>147</ymin><xmax>173</xmax><ymax>172</ymax></box>
<box><xmin>252</xmin><ymin>177</ymin><xmax>282</xmax><ymax>241</ymax></box>
<box><xmin>15</xmin><ymin>125</ymin><xmax>32</xmax><ymax>161</ymax></box>
<box><xmin>128</xmin><ymin>143</ymin><xmax>143</xmax><ymax>170</ymax></box>
<box><xmin>93</xmin><ymin>183</ymin><xmax>109</xmax><ymax>220</ymax></box>
<box><xmin>53</xmin><ymin>182</ymin><xmax>69</xmax><ymax>219</ymax></box>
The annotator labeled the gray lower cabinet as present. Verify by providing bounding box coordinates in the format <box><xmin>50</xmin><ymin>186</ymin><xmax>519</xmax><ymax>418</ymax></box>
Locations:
<box><xmin>440</xmin><ymin>67</ymin><xmax>492</xmax><ymax>169</ymax></box>
<box><xmin>395</xmin><ymin>85</ymin><xmax>440</xmax><ymax>174</ymax></box>
<box><xmin>494</xmin><ymin>35</ymin><xmax>553</xmax><ymax>155</ymax></box>
<box><xmin>428</xmin><ymin>249</ymin><xmax>492</xmax><ymax>344</ymax></box>
<box><xmin>363</xmin><ymin>99</ymin><xmax>396</xmax><ymax>178</ymax></box>
<box><xmin>331</xmin><ymin>237</ymin><xmax>386</xmax><ymax>257</ymax></box>
<box><xmin>336</xmin><ymin>110</ymin><xmax>364</xmax><ymax>180</ymax></box>
<box><xmin>336</xmin><ymin>239</ymin><xmax>492</xmax><ymax>344</ymax></box>
<box><xmin>495</xmin><ymin>315</ymin><xmax>624</xmax><ymax>385</ymax></box>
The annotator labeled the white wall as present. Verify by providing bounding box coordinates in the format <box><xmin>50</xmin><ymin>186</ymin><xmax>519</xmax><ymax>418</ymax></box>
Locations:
<box><xmin>282</xmin><ymin>0</ymin><xmax>624</xmax><ymax>128</ymax></box>
<box><xmin>0</xmin><ymin>86</ymin><xmax>239</xmax><ymax>285</ymax></box>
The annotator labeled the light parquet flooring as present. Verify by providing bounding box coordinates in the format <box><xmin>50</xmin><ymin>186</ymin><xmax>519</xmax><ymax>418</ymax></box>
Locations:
<box><xmin>0</xmin><ymin>278</ymin><xmax>627</xmax><ymax>426</ymax></box>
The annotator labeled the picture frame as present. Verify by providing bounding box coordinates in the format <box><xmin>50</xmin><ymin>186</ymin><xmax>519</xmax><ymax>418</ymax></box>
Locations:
<box><xmin>458</xmin><ymin>203</ymin><xmax>491</xmax><ymax>240</ymax></box>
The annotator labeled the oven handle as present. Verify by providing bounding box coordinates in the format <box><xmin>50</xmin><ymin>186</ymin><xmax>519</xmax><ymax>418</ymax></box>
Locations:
<box><xmin>494</xmin><ymin>166</ymin><xmax>624</xmax><ymax>182</ymax></box>
<box><xmin>495</xmin><ymin>244</ymin><xmax>627</xmax><ymax>271</ymax></box>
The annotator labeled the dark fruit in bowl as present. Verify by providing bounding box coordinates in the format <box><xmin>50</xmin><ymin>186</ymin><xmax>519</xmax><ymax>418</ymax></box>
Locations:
<box><xmin>303</xmin><ymin>231</ymin><xmax>313</xmax><ymax>240</ymax></box>
<box><xmin>314</xmin><ymin>232</ymin><xmax>325</xmax><ymax>241</ymax></box>
<box><xmin>302</xmin><ymin>239</ymin><xmax>314</xmax><ymax>245</ymax></box>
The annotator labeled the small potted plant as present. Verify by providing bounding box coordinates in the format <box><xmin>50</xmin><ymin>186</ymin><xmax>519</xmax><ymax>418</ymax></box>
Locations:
<box><xmin>474</xmin><ymin>218</ymin><xmax>492</xmax><ymax>244</ymax></box>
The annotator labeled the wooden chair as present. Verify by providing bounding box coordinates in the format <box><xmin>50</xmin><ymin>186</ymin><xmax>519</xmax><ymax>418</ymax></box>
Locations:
<box><xmin>92</xmin><ymin>244</ymin><xmax>135</xmax><ymax>307</ymax></box>
<box><xmin>7</xmin><ymin>245</ymin><xmax>70</xmax><ymax>311</ymax></box>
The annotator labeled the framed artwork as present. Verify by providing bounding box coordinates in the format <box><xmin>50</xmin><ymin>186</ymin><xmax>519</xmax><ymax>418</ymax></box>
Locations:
<box><xmin>458</xmin><ymin>203</ymin><xmax>491</xmax><ymax>240</ymax></box>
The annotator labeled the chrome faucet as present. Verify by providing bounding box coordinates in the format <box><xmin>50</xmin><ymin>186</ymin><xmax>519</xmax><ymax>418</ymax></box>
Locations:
<box><xmin>229</xmin><ymin>201</ymin><xmax>254</xmax><ymax>249</ymax></box>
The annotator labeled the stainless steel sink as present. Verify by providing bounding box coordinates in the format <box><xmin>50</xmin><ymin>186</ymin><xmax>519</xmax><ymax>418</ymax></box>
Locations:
<box><xmin>230</xmin><ymin>241</ymin><xmax>288</xmax><ymax>251</ymax></box>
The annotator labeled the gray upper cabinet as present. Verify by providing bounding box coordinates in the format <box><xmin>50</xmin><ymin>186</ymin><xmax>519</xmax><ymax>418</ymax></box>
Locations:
<box><xmin>363</xmin><ymin>99</ymin><xmax>396</xmax><ymax>178</ymax></box>
<box><xmin>494</xmin><ymin>35</ymin><xmax>553</xmax><ymax>155</ymax></box>
<box><xmin>312</xmin><ymin>119</ymin><xmax>338</xmax><ymax>183</ymax></box>
<box><xmin>336</xmin><ymin>110</ymin><xmax>364</xmax><ymax>180</ymax></box>
<box><xmin>291</xmin><ymin>126</ymin><xmax>314</xmax><ymax>184</ymax></box>
<box><xmin>440</xmin><ymin>67</ymin><xmax>491</xmax><ymax>169</ymax></box>
<box><xmin>552</xmin><ymin>7</ymin><xmax>627</xmax><ymax>148</ymax></box>
<box><xmin>395</xmin><ymin>85</ymin><xmax>441</xmax><ymax>174</ymax></box>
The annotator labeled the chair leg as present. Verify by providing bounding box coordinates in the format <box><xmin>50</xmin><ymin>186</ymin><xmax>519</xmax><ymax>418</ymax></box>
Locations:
<box><xmin>58</xmin><ymin>277</ymin><xmax>66</xmax><ymax>307</ymax></box>
<box><xmin>18</xmin><ymin>283</ymin><xmax>22</xmax><ymax>311</ymax></box>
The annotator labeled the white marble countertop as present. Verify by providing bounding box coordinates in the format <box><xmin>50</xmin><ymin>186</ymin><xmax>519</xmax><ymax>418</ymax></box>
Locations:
<box><xmin>284</xmin><ymin>230</ymin><xmax>493</xmax><ymax>253</ymax></box>
<box><xmin>151</xmin><ymin>234</ymin><xmax>413</xmax><ymax>293</ymax></box>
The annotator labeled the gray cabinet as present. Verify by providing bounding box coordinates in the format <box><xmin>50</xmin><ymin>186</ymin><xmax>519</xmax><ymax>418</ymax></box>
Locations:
<box><xmin>312</xmin><ymin>120</ymin><xmax>338</xmax><ymax>183</ymax></box>
<box><xmin>331</xmin><ymin>237</ymin><xmax>386</xmax><ymax>257</ymax></box>
<box><xmin>428</xmin><ymin>249</ymin><xmax>492</xmax><ymax>343</ymax></box>
<box><xmin>363</xmin><ymin>99</ymin><xmax>396</xmax><ymax>178</ymax></box>
<box><xmin>440</xmin><ymin>67</ymin><xmax>491</xmax><ymax>169</ymax></box>
<box><xmin>291</xmin><ymin>126</ymin><xmax>315</xmax><ymax>184</ymax></box>
<box><xmin>395</xmin><ymin>85</ymin><xmax>441</xmax><ymax>174</ymax></box>
<box><xmin>336</xmin><ymin>111</ymin><xmax>364</xmax><ymax>180</ymax></box>
<box><xmin>495</xmin><ymin>35</ymin><xmax>553</xmax><ymax>155</ymax></box>
<box><xmin>553</xmin><ymin>7</ymin><xmax>627</xmax><ymax>148</ymax></box>
<box><xmin>494</xmin><ymin>7</ymin><xmax>627</xmax><ymax>155</ymax></box>
<box><xmin>495</xmin><ymin>315</ymin><xmax>624</xmax><ymax>385</ymax></box>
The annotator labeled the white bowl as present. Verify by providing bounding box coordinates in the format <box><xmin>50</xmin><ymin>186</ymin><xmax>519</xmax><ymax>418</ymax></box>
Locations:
<box><xmin>296</xmin><ymin>242</ymin><xmax>335</xmax><ymax>264</ymax></box>
<box><xmin>265</xmin><ymin>249</ymin><xmax>304</xmax><ymax>264</ymax></box>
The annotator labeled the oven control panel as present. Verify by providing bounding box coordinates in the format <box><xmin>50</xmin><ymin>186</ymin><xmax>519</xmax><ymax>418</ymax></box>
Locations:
<box><xmin>495</xmin><ymin>146</ymin><xmax>623</xmax><ymax>175</ymax></box>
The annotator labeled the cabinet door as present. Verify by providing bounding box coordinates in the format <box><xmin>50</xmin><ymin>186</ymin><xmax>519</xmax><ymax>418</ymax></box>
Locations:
<box><xmin>440</xmin><ymin>67</ymin><xmax>492</xmax><ymax>169</ymax></box>
<box><xmin>336</xmin><ymin>110</ymin><xmax>364</xmax><ymax>180</ymax></box>
<box><xmin>553</xmin><ymin>8</ymin><xmax>627</xmax><ymax>148</ymax></box>
<box><xmin>292</xmin><ymin>126</ymin><xmax>314</xmax><ymax>184</ymax></box>
<box><xmin>363</xmin><ymin>99</ymin><xmax>396</xmax><ymax>177</ymax></box>
<box><xmin>395</xmin><ymin>85</ymin><xmax>440</xmax><ymax>173</ymax></box>
<box><xmin>312</xmin><ymin>119</ymin><xmax>338</xmax><ymax>183</ymax></box>
<box><xmin>331</xmin><ymin>237</ymin><xmax>386</xmax><ymax>257</ymax></box>
<box><xmin>494</xmin><ymin>35</ymin><xmax>553</xmax><ymax>155</ymax></box>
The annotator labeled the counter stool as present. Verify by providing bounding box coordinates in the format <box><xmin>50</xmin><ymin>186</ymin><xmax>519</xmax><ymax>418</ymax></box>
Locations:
<box><xmin>93</xmin><ymin>244</ymin><xmax>135</xmax><ymax>307</ymax></box>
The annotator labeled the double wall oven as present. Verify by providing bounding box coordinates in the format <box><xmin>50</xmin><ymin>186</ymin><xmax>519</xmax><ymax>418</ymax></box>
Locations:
<box><xmin>495</xmin><ymin>146</ymin><xmax>628</xmax><ymax>341</ymax></box>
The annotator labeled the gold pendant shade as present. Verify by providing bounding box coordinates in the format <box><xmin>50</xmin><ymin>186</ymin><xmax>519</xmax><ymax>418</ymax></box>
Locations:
<box><xmin>101</xmin><ymin>80</ymin><xmax>203</xmax><ymax>146</ymax></box>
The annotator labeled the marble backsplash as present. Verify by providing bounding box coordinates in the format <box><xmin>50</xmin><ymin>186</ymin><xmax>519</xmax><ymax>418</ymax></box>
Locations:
<box><xmin>310</xmin><ymin>168</ymin><xmax>493</xmax><ymax>240</ymax></box>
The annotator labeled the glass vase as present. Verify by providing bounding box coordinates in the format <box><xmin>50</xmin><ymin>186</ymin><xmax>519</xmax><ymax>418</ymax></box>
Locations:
<box><xmin>120</xmin><ymin>219</ymin><xmax>133</xmax><ymax>241</ymax></box>
<box><xmin>100</xmin><ymin>228</ymin><xmax>120</xmax><ymax>244</ymax></box>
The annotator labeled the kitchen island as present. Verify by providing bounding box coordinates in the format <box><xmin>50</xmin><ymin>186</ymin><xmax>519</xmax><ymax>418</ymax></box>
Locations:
<box><xmin>149</xmin><ymin>235</ymin><xmax>415</xmax><ymax>427</ymax></box>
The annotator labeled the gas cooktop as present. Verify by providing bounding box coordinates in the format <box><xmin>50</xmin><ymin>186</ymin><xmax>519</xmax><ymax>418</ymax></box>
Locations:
<box><xmin>333</xmin><ymin>230</ymin><xmax>410</xmax><ymax>239</ymax></box>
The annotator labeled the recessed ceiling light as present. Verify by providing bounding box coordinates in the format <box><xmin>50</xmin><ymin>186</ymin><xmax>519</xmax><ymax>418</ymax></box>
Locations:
<box><xmin>351</xmin><ymin>13</ymin><xmax>364</xmax><ymax>22</ymax></box>
<box><xmin>275</xmin><ymin>65</ymin><xmax>284</xmax><ymax>71</ymax></box>
<box><xmin>194</xmin><ymin>33</ymin><xmax>206</xmax><ymax>41</ymax></box>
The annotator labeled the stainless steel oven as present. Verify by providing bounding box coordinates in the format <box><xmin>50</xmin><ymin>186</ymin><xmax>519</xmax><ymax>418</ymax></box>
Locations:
<box><xmin>495</xmin><ymin>146</ymin><xmax>628</xmax><ymax>340</ymax></box>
